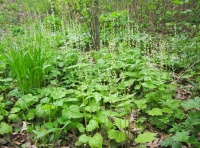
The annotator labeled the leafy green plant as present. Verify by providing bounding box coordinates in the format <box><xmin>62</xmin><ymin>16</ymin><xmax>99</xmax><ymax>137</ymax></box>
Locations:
<box><xmin>43</xmin><ymin>15</ymin><xmax>62</xmax><ymax>31</ymax></box>
<box><xmin>0</xmin><ymin>1</ymin><xmax>199</xmax><ymax>147</ymax></box>
<box><xmin>3</xmin><ymin>25</ymin><xmax>54</xmax><ymax>92</ymax></box>
<box><xmin>5</xmin><ymin>45</ymin><xmax>49</xmax><ymax>92</ymax></box>
<box><xmin>161</xmin><ymin>97</ymin><xmax>200</xmax><ymax>147</ymax></box>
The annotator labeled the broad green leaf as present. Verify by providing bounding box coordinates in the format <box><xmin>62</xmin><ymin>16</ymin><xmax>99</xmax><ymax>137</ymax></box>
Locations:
<box><xmin>95</xmin><ymin>84</ymin><xmax>109</xmax><ymax>91</ymax></box>
<box><xmin>27</xmin><ymin>109</ymin><xmax>35</xmax><ymax>120</ymax></box>
<box><xmin>50</xmin><ymin>87</ymin><xmax>67</xmax><ymax>99</ymax></box>
<box><xmin>181</xmin><ymin>9</ymin><xmax>192</xmax><ymax>14</ymax></box>
<box><xmin>124</xmin><ymin>79</ymin><xmax>135</xmax><ymax>87</ymax></box>
<box><xmin>117</xmin><ymin>100</ymin><xmax>133</xmax><ymax>107</ymax></box>
<box><xmin>62</xmin><ymin>105</ymin><xmax>83</xmax><ymax>119</ymax></box>
<box><xmin>42</xmin><ymin>104</ymin><xmax>57</xmax><ymax>114</ymax></box>
<box><xmin>35</xmin><ymin>104</ymin><xmax>46</xmax><ymax>117</ymax></box>
<box><xmin>115</xmin><ymin>131</ymin><xmax>126</xmax><ymax>143</ymax></box>
<box><xmin>65</xmin><ymin>89</ymin><xmax>74</xmax><ymax>94</ymax></box>
<box><xmin>93</xmin><ymin>92</ymin><xmax>102</xmax><ymax>103</ymax></box>
<box><xmin>172</xmin><ymin>141</ymin><xmax>182</xmax><ymax>148</ymax></box>
<box><xmin>181</xmin><ymin>100</ymin><xmax>197</xmax><ymax>109</ymax></box>
<box><xmin>102</xmin><ymin>110</ymin><xmax>119</xmax><ymax>117</ymax></box>
<box><xmin>114</xmin><ymin>117</ymin><xmax>129</xmax><ymax>129</ymax></box>
<box><xmin>0</xmin><ymin>115</ymin><xmax>4</xmax><ymax>121</ymax></box>
<box><xmin>8</xmin><ymin>114</ymin><xmax>19</xmax><ymax>122</ymax></box>
<box><xmin>0</xmin><ymin>122</ymin><xmax>12</xmax><ymax>135</ymax></box>
<box><xmin>94</xmin><ymin>111</ymin><xmax>108</xmax><ymax>123</ymax></box>
<box><xmin>118</xmin><ymin>82</ymin><xmax>125</xmax><ymax>90</ymax></box>
<box><xmin>192</xmin><ymin>119</ymin><xmax>200</xmax><ymax>125</ymax></box>
<box><xmin>135</xmin><ymin>100</ymin><xmax>147</xmax><ymax>109</ymax></box>
<box><xmin>103</xmin><ymin>93</ymin><xmax>118</xmax><ymax>103</ymax></box>
<box><xmin>147</xmin><ymin>108</ymin><xmax>163</xmax><ymax>116</ymax></box>
<box><xmin>108</xmin><ymin>129</ymin><xmax>118</xmax><ymax>139</ymax></box>
<box><xmin>0</xmin><ymin>95</ymin><xmax>3</xmax><ymax>101</ymax></box>
<box><xmin>45</xmin><ymin>122</ymin><xmax>54</xmax><ymax>129</ymax></box>
<box><xmin>104</xmin><ymin>118</ymin><xmax>114</xmax><ymax>130</ymax></box>
<box><xmin>64</xmin><ymin>98</ymin><xmax>79</xmax><ymax>102</ymax></box>
<box><xmin>181</xmin><ymin>97</ymin><xmax>200</xmax><ymax>110</ymax></box>
<box><xmin>108</xmin><ymin>129</ymin><xmax>126</xmax><ymax>143</ymax></box>
<box><xmin>78</xmin><ymin>134</ymin><xmax>89</xmax><ymax>144</ymax></box>
<box><xmin>39</xmin><ymin>87</ymin><xmax>51</xmax><ymax>97</ymax></box>
<box><xmin>135</xmin><ymin>84</ymin><xmax>141</xmax><ymax>90</ymax></box>
<box><xmin>124</xmin><ymin>72</ymin><xmax>137</xmax><ymax>77</ymax></box>
<box><xmin>74</xmin><ymin>123</ymin><xmax>85</xmax><ymax>132</ymax></box>
<box><xmin>161</xmin><ymin>99</ymin><xmax>180</xmax><ymax>109</ymax></box>
<box><xmin>171</xmin><ymin>131</ymin><xmax>189</xmax><ymax>142</ymax></box>
<box><xmin>15</xmin><ymin>94</ymin><xmax>39</xmax><ymax>110</ymax></box>
<box><xmin>85</xmin><ymin>100</ymin><xmax>100</xmax><ymax>113</ymax></box>
<box><xmin>10</xmin><ymin>107</ymin><xmax>21</xmax><ymax>113</ymax></box>
<box><xmin>97</xmin><ymin>59</ymin><xmax>105</xmax><ymax>67</ymax></box>
<box><xmin>33</xmin><ymin>128</ymin><xmax>60</xmax><ymax>138</ymax></box>
<box><xmin>135</xmin><ymin>132</ymin><xmax>157</xmax><ymax>143</ymax></box>
<box><xmin>53</xmin><ymin>99</ymin><xmax>64</xmax><ymax>106</ymax></box>
<box><xmin>161</xmin><ymin>137</ymin><xmax>173</xmax><ymax>147</ymax></box>
<box><xmin>161</xmin><ymin>72</ymin><xmax>170</xmax><ymax>80</ymax></box>
<box><xmin>86</xmin><ymin>119</ymin><xmax>99</xmax><ymax>132</ymax></box>
<box><xmin>40</xmin><ymin>97</ymin><xmax>50</xmax><ymax>104</ymax></box>
<box><xmin>89</xmin><ymin>133</ymin><xmax>103</xmax><ymax>148</ymax></box>
<box><xmin>141</xmin><ymin>82</ymin><xmax>156</xmax><ymax>89</ymax></box>
<box><xmin>162</xmin><ymin>107</ymin><xmax>173</xmax><ymax>113</ymax></box>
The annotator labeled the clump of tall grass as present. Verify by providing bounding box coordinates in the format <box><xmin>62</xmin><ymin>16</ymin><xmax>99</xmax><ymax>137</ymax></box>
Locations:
<box><xmin>4</xmin><ymin>23</ymin><xmax>55</xmax><ymax>93</ymax></box>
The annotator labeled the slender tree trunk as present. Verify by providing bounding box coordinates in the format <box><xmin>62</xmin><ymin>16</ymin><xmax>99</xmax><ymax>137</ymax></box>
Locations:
<box><xmin>93</xmin><ymin>0</ymin><xmax>100</xmax><ymax>50</ymax></box>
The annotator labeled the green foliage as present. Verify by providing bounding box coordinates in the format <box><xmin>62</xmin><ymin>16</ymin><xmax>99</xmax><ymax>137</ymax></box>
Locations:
<box><xmin>161</xmin><ymin>95</ymin><xmax>200</xmax><ymax>147</ymax></box>
<box><xmin>181</xmin><ymin>97</ymin><xmax>200</xmax><ymax>109</ymax></box>
<box><xmin>135</xmin><ymin>132</ymin><xmax>157</xmax><ymax>143</ymax></box>
<box><xmin>0</xmin><ymin>0</ymin><xmax>199</xmax><ymax>147</ymax></box>
<box><xmin>0</xmin><ymin>122</ymin><xmax>12</xmax><ymax>135</ymax></box>
<box><xmin>76</xmin><ymin>133</ymin><xmax>103</xmax><ymax>148</ymax></box>
<box><xmin>43</xmin><ymin>15</ymin><xmax>62</xmax><ymax>31</ymax></box>
<box><xmin>108</xmin><ymin>129</ymin><xmax>126</xmax><ymax>143</ymax></box>
<box><xmin>3</xmin><ymin>26</ymin><xmax>54</xmax><ymax>92</ymax></box>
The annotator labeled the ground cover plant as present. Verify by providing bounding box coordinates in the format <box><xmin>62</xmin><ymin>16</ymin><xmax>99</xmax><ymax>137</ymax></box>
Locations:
<box><xmin>0</xmin><ymin>0</ymin><xmax>200</xmax><ymax>148</ymax></box>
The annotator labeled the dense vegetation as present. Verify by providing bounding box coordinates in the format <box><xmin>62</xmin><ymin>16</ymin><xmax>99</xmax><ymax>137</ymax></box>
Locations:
<box><xmin>0</xmin><ymin>0</ymin><xmax>200</xmax><ymax>147</ymax></box>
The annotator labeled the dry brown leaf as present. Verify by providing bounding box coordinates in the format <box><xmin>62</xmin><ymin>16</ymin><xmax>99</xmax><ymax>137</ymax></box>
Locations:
<box><xmin>0</xmin><ymin>138</ymin><xmax>7</xmax><ymax>145</ymax></box>
<box><xmin>176</xmin><ymin>87</ymin><xmax>191</xmax><ymax>100</ymax></box>
<box><xmin>146</xmin><ymin>138</ymin><xmax>160</xmax><ymax>148</ymax></box>
<box><xmin>24</xmin><ymin>142</ymin><xmax>32</xmax><ymax>148</ymax></box>
<box><xmin>31</xmin><ymin>145</ymin><xmax>37</xmax><ymax>148</ymax></box>
<box><xmin>21</xmin><ymin>121</ymin><xmax>28</xmax><ymax>133</ymax></box>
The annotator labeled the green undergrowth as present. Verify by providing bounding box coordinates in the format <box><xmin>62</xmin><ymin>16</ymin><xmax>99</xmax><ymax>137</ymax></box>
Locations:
<box><xmin>1</xmin><ymin>37</ymin><xmax>200</xmax><ymax>147</ymax></box>
<box><xmin>0</xmin><ymin>1</ymin><xmax>200</xmax><ymax>147</ymax></box>
<box><xmin>0</xmin><ymin>21</ymin><xmax>200</xmax><ymax>148</ymax></box>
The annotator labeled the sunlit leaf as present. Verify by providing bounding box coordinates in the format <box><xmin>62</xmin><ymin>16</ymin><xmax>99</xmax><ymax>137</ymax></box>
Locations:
<box><xmin>0</xmin><ymin>122</ymin><xmax>12</xmax><ymax>135</ymax></box>
<box><xmin>135</xmin><ymin>132</ymin><xmax>157</xmax><ymax>143</ymax></box>
<box><xmin>93</xmin><ymin>92</ymin><xmax>102</xmax><ymax>103</ymax></box>
<box><xmin>85</xmin><ymin>100</ymin><xmax>100</xmax><ymax>113</ymax></box>
<box><xmin>89</xmin><ymin>133</ymin><xmax>103</xmax><ymax>148</ymax></box>
<box><xmin>50</xmin><ymin>87</ymin><xmax>66</xmax><ymax>99</ymax></box>
<box><xmin>62</xmin><ymin>105</ymin><xmax>83</xmax><ymax>119</ymax></box>
<box><xmin>78</xmin><ymin>134</ymin><xmax>89</xmax><ymax>144</ymax></box>
<box><xmin>33</xmin><ymin>128</ymin><xmax>60</xmax><ymax>138</ymax></box>
<box><xmin>15</xmin><ymin>94</ymin><xmax>39</xmax><ymax>110</ymax></box>
<box><xmin>86</xmin><ymin>119</ymin><xmax>99</xmax><ymax>132</ymax></box>
<box><xmin>171</xmin><ymin>131</ymin><xmax>189</xmax><ymax>142</ymax></box>
<box><xmin>162</xmin><ymin>107</ymin><xmax>173</xmax><ymax>113</ymax></box>
<box><xmin>108</xmin><ymin>129</ymin><xmax>126</xmax><ymax>143</ymax></box>
<box><xmin>147</xmin><ymin>108</ymin><xmax>163</xmax><ymax>116</ymax></box>
<box><xmin>181</xmin><ymin>97</ymin><xmax>200</xmax><ymax>110</ymax></box>
<box><xmin>135</xmin><ymin>100</ymin><xmax>147</xmax><ymax>109</ymax></box>
<box><xmin>74</xmin><ymin>123</ymin><xmax>85</xmax><ymax>132</ymax></box>
<box><xmin>114</xmin><ymin>117</ymin><xmax>129</xmax><ymax>129</ymax></box>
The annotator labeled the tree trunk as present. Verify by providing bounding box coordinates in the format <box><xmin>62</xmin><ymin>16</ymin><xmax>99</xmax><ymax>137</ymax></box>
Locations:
<box><xmin>93</xmin><ymin>0</ymin><xmax>100</xmax><ymax>50</ymax></box>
